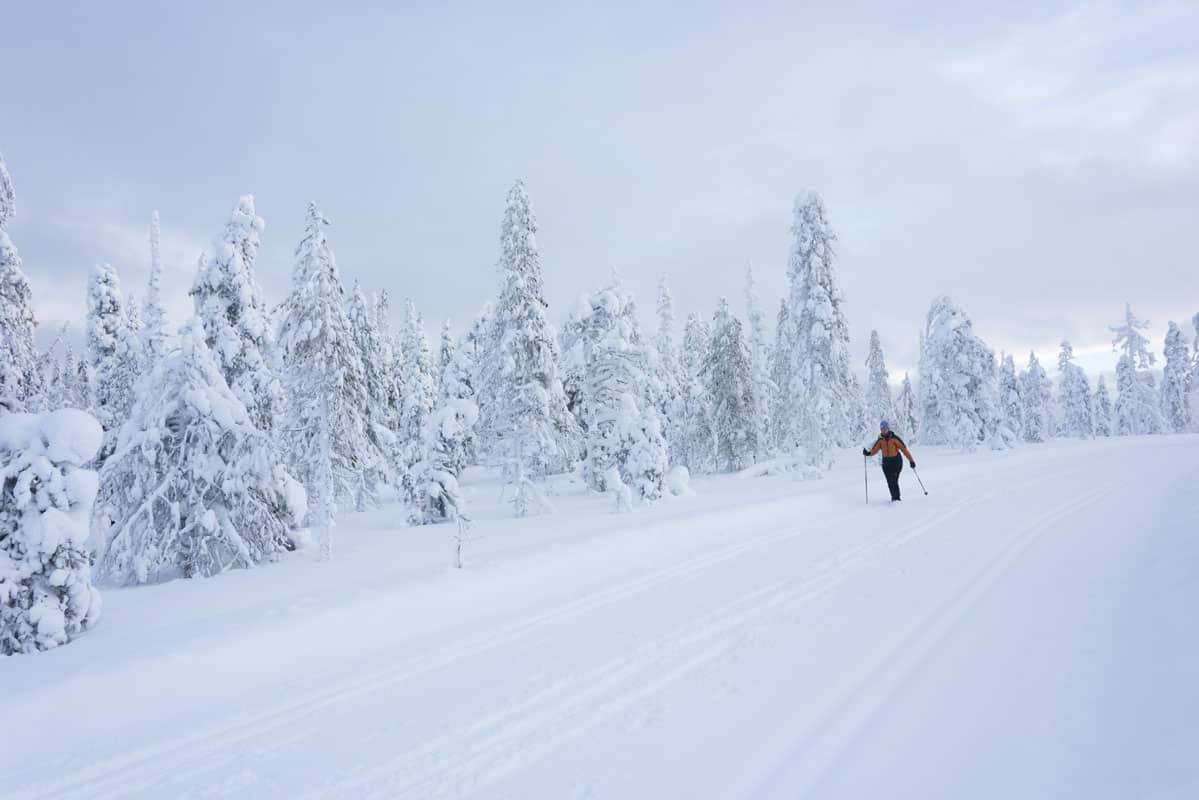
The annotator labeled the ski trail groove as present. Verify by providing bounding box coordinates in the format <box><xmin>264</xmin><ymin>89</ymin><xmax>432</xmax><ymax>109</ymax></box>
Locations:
<box><xmin>8</xmin><ymin>501</ymin><xmax>867</xmax><ymax>800</ymax></box>
<box><xmin>723</xmin><ymin>482</ymin><xmax>1112</xmax><ymax>799</ymax></box>
<box><xmin>303</xmin><ymin>496</ymin><xmax>994</xmax><ymax>799</ymax></box>
<box><xmin>10</xmin><ymin>466</ymin><xmax>1074</xmax><ymax>800</ymax></box>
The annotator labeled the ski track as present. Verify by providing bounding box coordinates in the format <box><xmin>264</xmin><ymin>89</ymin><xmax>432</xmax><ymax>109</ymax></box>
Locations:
<box><xmin>722</xmin><ymin>480</ymin><xmax>1115</xmax><ymax>799</ymax></box>
<box><xmin>6</xmin><ymin>498</ymin><xmax>873</xmax><ymax>800</ymax></box>
<box><xmin>7</xmin><ymin>465</ymin><xmax>1090</xmax><ymax>800</ymax></box>
<box><xmin>302</xmin><ymin>494</ymin><xmax>994</xmax><ymax>799</ymax></box>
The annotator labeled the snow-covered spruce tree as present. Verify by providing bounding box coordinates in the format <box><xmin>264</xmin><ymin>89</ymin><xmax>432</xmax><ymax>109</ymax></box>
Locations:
<box><xmin>1019</xmin><ymin>351</ymin><xmax>1053</xmax><ymax>443</ymax></box>
<box><xmin>45</xmin><ymin>334</ymin><xmax>80</xmax><ymax>411</ymax></box>
<box><xmin>0</xmin><ymin>152</ymin><xmax>44</xmax><ymax>408</ymax></box>
<box><xmin>702</xmin><ymin>298</ymin><xmax>758</xmax><ymax>471</ymax></box>
<box><xmin>673</xmin><ymin>313</ymin><xmax>717</xmax><ymax>475</ymax></box>
<box><xmin>189</xmin><ymin>195</ymin><xmax>280</xmax><ymax>433</ymax></box>
<box><xmin>347</xmin><ymin>283</ymin><xmax>394</xmax><ymax>507</ymax></box>
<box><xmin>74</xmin><ymin>358</ymin><xmax>91</xmax><ymax>414</ymax></box>
<box><xmin>611</xmin><ymin>392</ymin><xmax>668</xmax><ymax>503</ymax></box>
<box><xmin>399</xmin><ymin>300</ymin><xmax>437</xmax><ymax>499</ymax></box>
<box><xmin>36</xmin><ymin>324</ymin><xmax>70</xmax><ymax>413</ymax></box>
<box><xmin>561</xmin><ymin>275</ymin><xmax>647</xmax><ymax>448</ymax></box>
<box><xmin>864</xmin><ymin>330</ymin><xmax>895</xmax><ymax>432</ymax></box>
<box><xmin>1093</xmin><ymin>376</ymin><xmax>1114</xmax><ymax>437</ymax></box>
<box><xmin>141</xmin><ymin>210</ymin><xmax>168</xmax><ymax>363</ymax></box>
<box><xmin>1110</xmin><ymin>303</ymin><xmax>1163</xmax><ymax>436</ymax></box>
<box><xmin>278</xmin><ymin>204</ymin><xmax>379</xmax><ymax>557</ymax></box>
<box><xmin>848</xmin><ymin>373</ymin><xmax>871</xmax><ymax>445</ymax></box>
<box><xmin>744</xmin><ymin>265</ymin><xmax>775</xmax><ymax>460</ymax></box>
<box><xmin>1160</xmin><ymin>321</ymin><xmax>1191</xmax><ymax>434</ymax></box>
<box><xmin>998</xmin><ymin>354</ymin><xmax>1025</xmax><ymax>444</ymax></box>
<box><xmin>463</xmin><ymin>302</ymin><xmax>492</xmax><ymax>370</ymax></box>
<box><xmin>895</xmin><ymin>372</ymin><xmax>918</xmax><ymax>439</ymax></box>
<box><xmin>87</xmin><ymin>264</ymin><xmax>137</xmax><ymax>450</ymax></box>
<box><xmin>560</xmin><ymin>275</ymin><xmax>666</xmax><ymax>499</ymax></box>
<box><xmin>769</xmin><ymin>298</ymin><xmax>790</xmax><ymax>449</ymax></box>
<box><xmin>413</xmin><ymin>398</ymin><xmax>478</xmax><ymax>525</ymax></box>
<box><xmin>774</xmin><ymin>193</ymin><xmax>855</xmax><ymax>467</ymax></box>
<box><xmin>1056</xmin><ymin>341</ymin><xmax>1093</xmax><ymax>438</ymax></box>
<box><xmin>123</xmin><ymin>291</ymin><xmax>146</xmax><ymax>381</ymax></box>
<box><xmin>1</xmin><ymin>408</ymin><xmax>103</xmax><ymax>654</ymax></box>
<box><xmin>917</xmin><ymin>297</ymin><xmax>1008</xmax><ymax>450</ymax></box>
<box><xmin>437</xmin><ymin>320</ymin><xmax>454</xmax><ymax>389</ymax></box>
<box><xmin>1191</xmin><ymin>313</ymin><xmax>1199</xmax><ymax>431</ymax></box>
<box><xmin>475</xmin><ymin>181</ymin><xmax>579</xmax><ymax>513</ymax></box>
<box><xmin>438</xmin><ymin>322</ymin><xmax>479</xmax><ymax>470</ymax></box>
<box><xmin>577</xmin><ymin>314</ymin><xmax>642</xmax><ymax>491</ymax></box>
<box><xmin>654</xmin><ymin>274</ymin><xmax>681</xmax><ymax>420</ymax></box>
<box><xmin>372</xmin><ymin>289</ymin><xmax>405</xmax><ymax>449</ymax></box>
<box><xmin>96</xmin><ymin>319</ymin><xmax>303</xmax><ymax>585</ymax></box>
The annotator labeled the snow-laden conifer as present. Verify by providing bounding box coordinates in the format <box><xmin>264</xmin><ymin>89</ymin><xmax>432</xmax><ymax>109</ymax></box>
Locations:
<box><xmin>1056</xmin><ymin>341</ymin><xmax>1093</xmax><ymax>438</ymax></box>
<box><xmin>702</xmin><ymin>298</ymin><xmax>758</xmax><ymax>471</ymax></box>
<box><xmin>917</xmin><ymin>297</ymin><xmax>1007</xmax><ymax>450</ymax></box>
<box><xmin>895</xmin><ymin>372</ymin><xmax>918</xmax><ymax>440</ymax></box>
<box><xmin>347</xmin><ymin>283</ymin><xmax>395</xmax><ymax>506</ymax></box>
<box><xmin>654</xmin><ymin>275</ymin><xmax>681</xmax><ymax>419</ymax></box>
<box><xmin>864</xmin><ymin>330</ymin><xmax>894</xmax><ymax>432</ymax></box>
<box><xmin>437</xmin><ymin>321</ymin><xmax>454</xmax><ymax>388</ymax></box>
<box><xmin>744</xmin><ymin>265</ymin><xmax>775</xmax><ymax>459</ymax></box>
<box><xmin>1</xmin><ymin>408</ymin><xmax>103</xmax><ymax>654</ymax></box>
<box><xmin>673</xmin><ymin>313</ymin><xmax>717</xmax><ymax>475</ymax></box>
<box><xmin>1020</xmin><ymin>351</ymin><xmax>1053</xmax><ymax>443</ymax></box>
<box><xmin>0</xmin><ymin>153</ymin><xmax>43</xmax><ymax>408</ymax></box>
<box><xmin>1190</xmin><ymin>314</ymin><xmax>1199</xmax><ymax>431</ymax></box>
<box><xmin>611</xmin><ymin>393</ymin><xmax>668</xmax><ymax>503</ymax></box>
<box><xmin>399</xmin><ymin>301</ymin><xmax>437</xmax><ymax>497</ymax></box>
<box><xmin>0</xmin><ymin>151</ymin><xmax>14</xmax><ymax>230</ymax></box>
<box><xmin>1160</xmin><ymin>321</ymin><xmax>1191</xmax><ymax>434</ymax></box>
<box><xmin>561</xmin><ymin>275</ymin><xmax>667</xmax><ymax>499</ymax></box>
<box><xmin>475</xmin><ymin>181</ymin><xmax>579</xmax><ymax>511</ymax></box>
<box><xmin>457</xmin><ymin>302</ymin><xmax>491</xmax><ymax>407</ymax></box>
<box><xmin>37</xmin><ymin>326</ymin><xmax>69</xmax><ymax>412</ymax></box>
<box><xmin>373</xmin><ymin>290</ymin><xmax>405</xmax><ymax>445</ymax></box>
<box><xmin>998</xmin><ymin>354</ymin><xmax>1025</xmax><ymax>443</ymax></box>
<box><xmin>1110</xmin><ymin>303</ymin><xmax>1163</xmax><ymax>435</ymax></box>
<box><xmin>774</xmin><ymin>193</ymin><xmax>855</xmax><ymax>466</ymax></box>
<box><xmin>190</xmin><ymin>195</ymin><xmax>280</xmax><ymax>433</ymax></box>
<box><xmin>412</xmin><ymin>398</ymin><xmax>477</xmax><ymax>525</ymax></box>
<box><xmin>1093</xmin><ymin>376</ymin><xmax>1114</xmax><ymax>437</ymax></box>
<box><xmin>141</xmin><ymin>210</ymin><xmax>168</xmax><ymax>362</ymax></box>
<box><xmin>96</xmin><ymin>319</ymin><xmax>303</xmax><ymax>585</ymax></box>
<box><xmin>278</xmin><ymin>204</ymin><xmax>377</xmax><ymax>556</ymax></box>
<box><xmin>44</xmin><ymin>332</ymin><xmax>80</xmax><ymax>411</ymax></box>
<box><xmin>87</xmin><ymin>264</ymin><xmax>136</xmax><ymax>447</ymax></box>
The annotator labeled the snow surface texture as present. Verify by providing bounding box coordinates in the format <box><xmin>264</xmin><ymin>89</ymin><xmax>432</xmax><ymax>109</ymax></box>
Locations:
<box><xmin>1</xmin><ymin>436</ymin><xmax>1196</xmax><ymax>798</ymax></box>
<box><xmin>0</xmin><ymin>408</ymin><xmax>103</xmax><ymax>655</ymax></box>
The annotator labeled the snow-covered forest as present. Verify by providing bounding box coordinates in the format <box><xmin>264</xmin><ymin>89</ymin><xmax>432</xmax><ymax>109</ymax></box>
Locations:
<box><xmin>2</xmin><ymin>146</ymin><xmax>1199</xmax><ymax>657</ymax></box>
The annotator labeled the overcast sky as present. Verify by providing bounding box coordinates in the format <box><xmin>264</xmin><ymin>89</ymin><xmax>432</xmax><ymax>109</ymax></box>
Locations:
<box><xmin>4</xmin><ymin>0</ymin><xmax>1197</xmax><ymax>379</ymax></box>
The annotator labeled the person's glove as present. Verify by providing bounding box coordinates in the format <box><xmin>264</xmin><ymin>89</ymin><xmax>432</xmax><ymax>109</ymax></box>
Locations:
<box><xmin>909</xmin><ymin>460</ymin><xmax>916</xmax><ymax>469</ymax></box>
<box><xmin>862</xmin><ymin>448</ymin><xmax>870</xmax><ymax>456</ymax></box>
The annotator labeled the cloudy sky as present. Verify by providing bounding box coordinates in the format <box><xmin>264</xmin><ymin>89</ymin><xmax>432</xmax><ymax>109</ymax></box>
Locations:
<box><xmin>4</xmin><ymin>0</ymin><xmax>1197</xmax><ymax>379</ymax></box>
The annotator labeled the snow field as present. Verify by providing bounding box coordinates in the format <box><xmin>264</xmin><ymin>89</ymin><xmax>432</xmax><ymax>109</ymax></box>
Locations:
<box><xmin>1</xmin><ymin>435</ymin><xmax>1197</xmax><ymax>799</ymax></box>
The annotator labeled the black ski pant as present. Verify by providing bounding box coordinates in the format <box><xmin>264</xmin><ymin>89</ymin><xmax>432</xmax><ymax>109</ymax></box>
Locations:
<box><xmin>880</xmin><ymin>455</ymin><xmax>903</xmax><ymax>501</ymax></box>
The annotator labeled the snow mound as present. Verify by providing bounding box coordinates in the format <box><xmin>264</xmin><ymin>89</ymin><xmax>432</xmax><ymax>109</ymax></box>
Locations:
<box><xmin>0</xmin><ymin>408</ymin><xmax>103</xmax><ymax>466</ymax></box>
<box><xmin>665</xmin><ymin>466</ymin><xmax>694</xmax><ymax>497</ymax></box>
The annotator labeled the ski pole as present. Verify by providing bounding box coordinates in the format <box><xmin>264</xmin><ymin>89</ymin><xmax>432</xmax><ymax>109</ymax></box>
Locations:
<box><xmin>912</xmin><ymin>467</ymin><xmax>929</xmax><ymax>496</ymax></box>
<box><xmin>864</xmin><ymin>455</ymin><xmax>869</xmax><ymax>504</ymax></box>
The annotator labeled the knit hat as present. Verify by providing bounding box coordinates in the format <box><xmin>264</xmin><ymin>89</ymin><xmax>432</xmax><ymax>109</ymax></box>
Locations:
<box><xmin>880</xmin><ymin>420</ymin><xmax>890</xmax><ymax>431</ymax></box>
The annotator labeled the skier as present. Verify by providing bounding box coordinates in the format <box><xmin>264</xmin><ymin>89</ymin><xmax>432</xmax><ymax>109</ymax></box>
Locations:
<box><xmin>863</xmin><ymin>421</ymin><xmax>916</xmax><ymax>502</ymax></box>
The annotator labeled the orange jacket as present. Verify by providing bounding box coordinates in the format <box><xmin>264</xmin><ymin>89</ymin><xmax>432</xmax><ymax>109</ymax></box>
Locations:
<box><xmin>867</xmin><ymin>432</ymin><xmax>913</xmax><ymax>460</ymax></box>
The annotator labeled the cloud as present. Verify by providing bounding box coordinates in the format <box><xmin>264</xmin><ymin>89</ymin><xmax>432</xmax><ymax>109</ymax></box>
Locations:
<box><xmin>939</xmin><ymin>1</ymin><xmax>1199</xmax><ymax>170</ymax></box>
